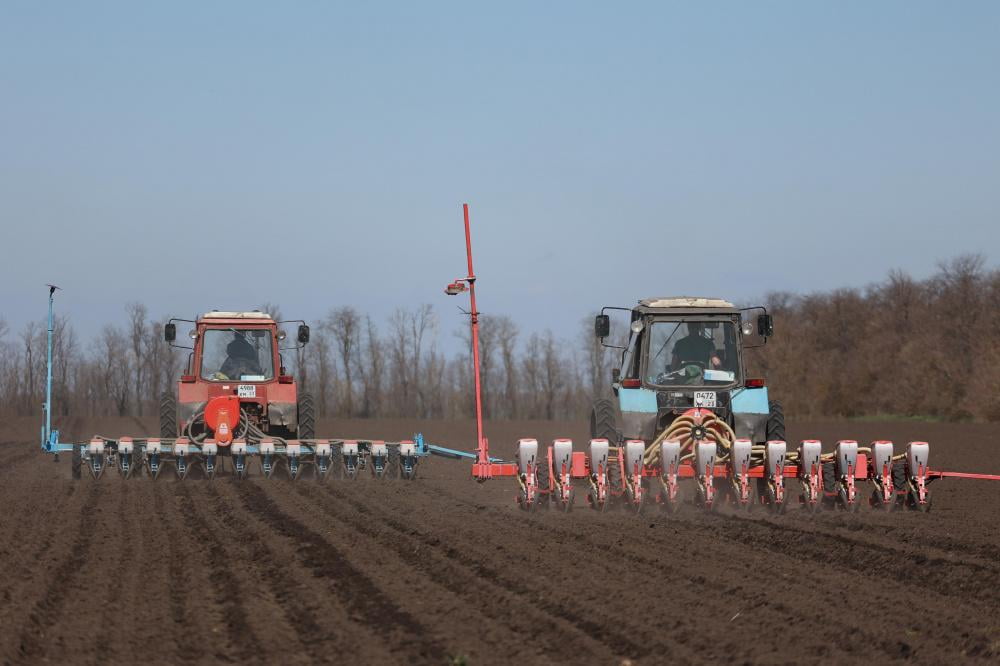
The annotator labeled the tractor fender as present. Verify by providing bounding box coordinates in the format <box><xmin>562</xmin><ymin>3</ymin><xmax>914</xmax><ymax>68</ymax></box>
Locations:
<box><xmin>731</xmin><ymin>387</ymin><xmax>769</xmax><ymax>443</ymax></box>
<box><xmin>267</xmin><ymin>401</ymin><xmax>298</xmax><ymax>430</ymax></box>
<box><xmin>178</xmin><ymin>401</ymin><xmax>207</xmax><ymax>431</ymax></box>
<box><xmin>617</xmin><ymin>387</ymin><xmax>658</xmax><ymax>441</ymax></box>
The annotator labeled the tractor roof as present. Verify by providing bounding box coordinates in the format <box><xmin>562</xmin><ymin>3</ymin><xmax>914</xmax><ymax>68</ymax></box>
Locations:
<box><xmin>198</xmin><ymin>311</ymin><xmax>275</xmax><ymax>324</ymax></box>
<box><xmin>636</xmin><ymin>297</ymin><xmax>737</xmax><ymax>315</ymax></box>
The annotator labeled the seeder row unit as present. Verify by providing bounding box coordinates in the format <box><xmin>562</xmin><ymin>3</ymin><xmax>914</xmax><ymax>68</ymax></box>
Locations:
<box><xmin>65</xmin><ymin>436</ymin><xmax>422</xmax><ymax>481</ymax></box>
<box><xmin>54</xmin><ymin>433</ymin><xmax>494</xmax><ymax>481</ymax></box>
<box><xmin>507</xmin><ymin>435</ymin><xmax>947</xmax><ymax>513</ymax></box>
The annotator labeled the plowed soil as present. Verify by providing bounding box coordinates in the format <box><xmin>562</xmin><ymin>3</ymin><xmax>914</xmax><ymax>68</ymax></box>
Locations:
<box><xmin>1</xmin><ymin>416</ymin><xmax>999</xmax><ymax>665</ymax></box>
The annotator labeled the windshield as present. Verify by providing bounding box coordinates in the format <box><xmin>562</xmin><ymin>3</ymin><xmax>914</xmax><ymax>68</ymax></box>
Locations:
<box><xmin>200</xmin><ymin>329</ymin><xmax>275</xmax><ymax>381</ymax></box>
<box><xmin>645</xmin><ymin>319</ymin><xmax>740</xmax><ymax>387</ymax></box>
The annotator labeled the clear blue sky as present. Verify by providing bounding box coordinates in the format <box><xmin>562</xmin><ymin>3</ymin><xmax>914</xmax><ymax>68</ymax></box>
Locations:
<box><xmin>1</xmin><ymin>1</ymin><xmax>998</xmax><ymax>346</ymax></box>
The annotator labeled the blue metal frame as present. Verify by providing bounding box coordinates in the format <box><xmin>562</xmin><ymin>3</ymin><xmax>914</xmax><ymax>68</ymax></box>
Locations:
<box><xmin>39</xmin><ymin>289</ymin><xmax>512</xmax><ymax>465</ymax></box>
<box><xmin>41</xmin><ymin>287</ymin><xmax>68</xmax><ymax>454</ymax></box>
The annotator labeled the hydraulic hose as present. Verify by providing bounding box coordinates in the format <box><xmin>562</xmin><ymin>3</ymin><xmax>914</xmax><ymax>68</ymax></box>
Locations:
<box><xmin>642</xmin><ymin>411</ymin><xmax>737</xmax><ymax>467</ymax></box>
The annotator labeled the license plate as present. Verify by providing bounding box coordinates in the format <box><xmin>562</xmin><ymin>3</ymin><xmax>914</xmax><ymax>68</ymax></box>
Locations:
<box><xmin>237</xmin><ymin>385</ymin><xmax>257</xmax><ymax>398</ymax></box>
<box><xmin>694</xmin><ymin>391</ymin><xmax>716</xmax><ymax>408</ymax></box>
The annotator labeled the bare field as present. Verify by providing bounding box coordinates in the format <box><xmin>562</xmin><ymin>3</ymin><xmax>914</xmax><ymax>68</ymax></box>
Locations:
<box><xmin>1</xmin><ymin>416</ymin><xmax>999</xmax><ymax>664</ymax></box>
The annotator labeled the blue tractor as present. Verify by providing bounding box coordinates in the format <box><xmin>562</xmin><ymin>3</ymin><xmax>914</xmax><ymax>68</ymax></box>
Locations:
<box><xmin>590</xmin><ymin>297</ymin><xmax>783</xmax><ymax>506</ymax></box>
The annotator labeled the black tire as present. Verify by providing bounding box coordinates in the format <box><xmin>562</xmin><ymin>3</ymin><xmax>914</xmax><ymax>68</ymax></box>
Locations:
<box><xmin>71</xmin><ymin>443</ymin><xmax>82</xmax><ymax>480</ymax></box>
<box><xmin>297</xmin><ymin>392</ymin><xmax>315</xmax><ymax>440</ymax></box>
<box><xmin>766</xmin><ymin>400</ymin><xmax>785</xmax><ymax>442</ymax></box>
<box><xmin>159</xmin><ymin>393</ymin><xmax>177</xmax><ymax>438</ymax></box>
<box><xmin>606</xmin><ymin>449</ymin><xmax>624</xmax><ymax>500</ymax></box>
<box><xmin>536</xmin><ymin>457</ymin><xmax>552</xmax><ymax>502</ymax></box>
<box><xmin>590</xmin><ymin>398</ymin><xmax>619</xmax><ymax>443</ymax></box>
<box><xmin>591</xmin><ymin>398</ymin><xmax>622</xmax><ymax>501</ymax></box>
<box><xmin>822</xmin><ymin>461</ymin><xmax>838</xmax><ymax>506</ymax></box>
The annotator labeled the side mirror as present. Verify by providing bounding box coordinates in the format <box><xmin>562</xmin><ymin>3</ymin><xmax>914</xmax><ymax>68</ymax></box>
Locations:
<box><xmin>595</xmin><ymin>314</ymin><xmax>610</xmax><ymax>339</ymax></box>
<box><xmin>757</xmin><ymin>314</ymin><xmax>774</xmax><ymax>337</ymax></box>
<box><xmin>297</xmin><ymin>324</ymin><xmax>310</xmax><ymax>344</ymax></box>
<box><xmin>164</xmin><ymin>323</ymin><xmax>176</xmax><ymax>342</ymax></box>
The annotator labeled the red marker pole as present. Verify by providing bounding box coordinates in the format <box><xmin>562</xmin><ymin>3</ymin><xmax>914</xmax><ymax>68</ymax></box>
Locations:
<box><xmin>463</xmin><ymin>204</ymin><xmax>490</xmax><ymax>478</ymax></box>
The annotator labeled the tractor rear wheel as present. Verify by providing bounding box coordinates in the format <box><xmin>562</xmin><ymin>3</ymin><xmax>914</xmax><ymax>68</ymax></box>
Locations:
<box><xmin>590</xmin><ymin>398</ymin><xmax>619</xmax><ymax>443</ymax></box>
<box><xmin>159</xmin><ymin>393</ymin><xmax>177</xmax><ymax>438</ymax></box>
<box><xmin>766</xmin><ymin>400</ymin><xmax>785</xmax><ymax>442</ymax></box>
<box><xmin>297</xmin><ymin>392</ymin><xmax>315</xmax><ymax>440</ymax></box>
<box><xmin>591</xmin><ymin>399</ymin><xmax>623</xmax><ymax>501</ymax></box>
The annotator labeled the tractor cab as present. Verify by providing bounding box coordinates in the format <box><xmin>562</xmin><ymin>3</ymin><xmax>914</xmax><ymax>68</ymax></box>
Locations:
<box><xmin>593</xmin><ymin>297</ymin><xmax>779</xmax><ymax>446</ymax></box>
<box><xmin>161</xmin><ymin>311</ymin><xmax>314</xmax><ymax>444</ymax></box>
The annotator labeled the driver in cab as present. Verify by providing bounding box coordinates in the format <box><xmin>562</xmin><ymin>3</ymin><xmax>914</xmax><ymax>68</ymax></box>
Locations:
<box><xmin>214</xmin><ymin>334</ymin><xmax>263</xmax><ymax>380</ymax></box>
<box><xmin>671</xmin><ymin>322</ymin><xmax>722</xmax><ymax>371</ymax></box>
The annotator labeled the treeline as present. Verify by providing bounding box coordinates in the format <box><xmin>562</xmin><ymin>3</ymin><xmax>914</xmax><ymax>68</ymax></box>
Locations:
<box><xmin>753</xmin><ymin>255</ymin><xmax>1000</xmax><ymax>421</ymax></box>
<box><xmin>292</xmin><ymin>306</ymin><xmax>609</xmax><ymax>421</ymax></box>
<box><xmin>0</xmin><ymin>301</ymin><xmax>610</xmax><ymax>422</ymax></box>
<box><xmin>1</xmin><ymin>255</ymin><xmax>997</xmax><ymax>423</ymax></box>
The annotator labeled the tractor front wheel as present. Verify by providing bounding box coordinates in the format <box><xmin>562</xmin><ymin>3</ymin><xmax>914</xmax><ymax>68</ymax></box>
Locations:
<box><xmin>159</xmin><ymin>393</ymin><xmax>177</xmax><ymax>438</ymax></box>
<box><xmin>297</xmin><ymin>392</ymin><xmax>315</xmax><ymax>440</ymax></box>
<box><xmin>766</xmin><ymin>400</ymin><xmax>785</xmax><ymax>442</ymax></box>
<box><xmin>590</xmin><ymin>398</ymin><xmax>619</xmax><ymax>443</ymax></box>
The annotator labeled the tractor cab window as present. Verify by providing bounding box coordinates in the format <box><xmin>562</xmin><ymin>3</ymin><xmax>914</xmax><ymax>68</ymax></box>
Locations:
<box><xmin>200</xmin><ymin>329</ymin><xmax>275</xmax><ymax>381</ymax></box>
<box><xmin>645</xmin><ymin>319</ymin><xmax>739</xmax><ymax>387</ymax></box>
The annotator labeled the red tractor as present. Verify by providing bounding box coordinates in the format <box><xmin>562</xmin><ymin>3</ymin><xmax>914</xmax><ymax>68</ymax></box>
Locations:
<box><xmin>160</xmin><ymin>311</ymin><xmax>314</xmax><ymax>446</ymax></box>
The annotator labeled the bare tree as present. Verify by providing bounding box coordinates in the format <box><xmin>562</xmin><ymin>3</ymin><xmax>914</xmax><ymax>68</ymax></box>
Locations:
<box><xmin>521</xmin><ymin>333</ymin><xmax>542</xmax><ymax>419</ymax></box>
<box><xmin>355</xmin><ymin>315</ymin><xmax>384</xmax><ymax>417</ymax></box>
<box><xmin>327</xmin><ymin>307</ymin><xmax>361</xmax><ymax>417</ymax></box>
<box><xmin>307</xmin><ymin>328</ymin><xmax>335</xmax><ymax>417</ymax></box>
<box><xmin>493</xmin><ymin>316</ymin><xmax>520</xmax><ymax>419</ymax></box>
<box><xmin>579</xmin><ymin>314</ymin><xmax>612</xmax><ymax>400</ymax></box>
<box><xmin>539</xmin><ymin>331</ymin><xmax>564</xmax><ymax>420</ymax></box>
<box><xmin>20</xmin><ymin>322</ymin><xmax>39</xmax><ymax>414</ymax></box>
<box><xmin>144</xmin><ymin>318</ymin><xmax>179</xmax><ymax>402</ymax></box>
<box><xmin>52</xmin><ymin>316</ymin><xmax>77</xmax><ymax>417</ymax></box>
<box><xmin>258</xmin><ymin>302</ymin><xmax>284</xmax><ymax>323</ymax></box>
<box><xmin>126</xmin><ymin>302</ymin><xmax>148</xmax><ymax>416</ymax></box>
<box><xmin>410</xmin><ymin>305</ymin><xmax>435</xmax><ymax>417</ymax></box>
<box><xmin>94</xmin><ymin>325</ymin><xmax>131</xmax><ymax>417</ymax></box>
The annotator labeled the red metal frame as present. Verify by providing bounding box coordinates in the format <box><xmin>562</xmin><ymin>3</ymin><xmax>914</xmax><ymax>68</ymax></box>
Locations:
<box><xmin>447</xmin><ymin>206</ymin><xmax>1000</xmax><ymax>491</ymax></box>
<box><xmin>463</xmin><ymin>204</ymin><xmax>490</xmax><ymax>477</ymax></box>
<box><xmin>450</xmin><ymin>204</ymin><xmax>504</xmax><ymax>480</ymax></box>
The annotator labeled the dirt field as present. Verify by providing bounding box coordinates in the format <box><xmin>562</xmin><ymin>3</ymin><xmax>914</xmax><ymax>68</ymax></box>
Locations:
<box><xmin>1</xmin><ymin>416</ymin><xmax>999</xmax><ymax>665</ymax></box>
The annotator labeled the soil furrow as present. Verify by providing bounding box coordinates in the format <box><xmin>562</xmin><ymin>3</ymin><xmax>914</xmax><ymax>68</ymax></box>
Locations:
<box><xmin>233</xmin><ymin>481</ymin><xmax>450</xmax><ymax>664</ymax></box>
<box><xmin>197</xmin><ymin>481</ymin><xmax>380</xmax><ymax>665</ymax></box>
<box><xmin>176</xmin><ymin>484</ymin><xmax>264</xmax><ymax>662</ymax></box>
<box><xmin>1</xmin><ymin>416</ymin><xmax>998</xmax><ymax>665</ymax></box>
<box><xmin>291</xmin><ymin>482</ymin><xmax>627</xmax><ymax>664</ymax></box>
<box><xmin>13</xmin><ymin>483</ymin><xmax>100</xmax><ymax>662</ymax></box>
<box><xmin>393</xmin><ymin>473</ymin><xmax>996</xmax><ymax>661</ymax></box>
